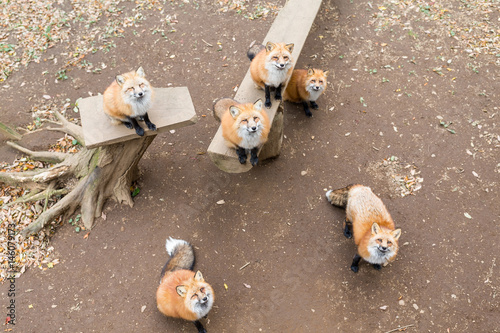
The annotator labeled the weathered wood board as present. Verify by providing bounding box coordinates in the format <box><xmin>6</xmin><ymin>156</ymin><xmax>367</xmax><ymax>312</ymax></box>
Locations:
<box><xmin>207</xmin><ymin>0</ymin><xmax>323</xmax><ymax>173</ymax></box>
<box><xmin>79</xmin><ymin>87</ymin><xmax>197</xmax><ymax>149</ymax></box>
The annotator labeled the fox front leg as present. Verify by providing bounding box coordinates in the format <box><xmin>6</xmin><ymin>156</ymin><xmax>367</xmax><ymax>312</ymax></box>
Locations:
<box><xmin>249</xmin><ymin>147</ymin><xmax>259</xmax><ymax>166</ymax></box>
<box><xmin>193</xmin><ymin>320</ymin><xmax>207</xmax><ymax>333</ymax></box>
<box><xmin>236</xmin><ymin>147</ymin><xmax>247</xmax><ymax>164</ymax></box>
<box><xmin>351</xmin><ymin>254</ymin><xmax>361</xmax><ymax>273</ymax></box>
<box><xmin>264</xmin><ymin>84</ymin><xmax>272</xmax><ymax>108</ymax></box>
<box><xmin>125</xmin><ymin>116</ymin><xmax>145</xmax><ymax>136</ymax></box>
<box><xmin>343</xmin><ymin>219</ymin><xmax>353</xmax><ymax>239</ymax></box>
<box><xmin>142</xmin><ymin>112</ymin><xmax>157</xmax><ymax>131</ymax></box>
<box><xmin>275</xmin><ymin>83</ymin><xmax>283</xmax><ymax>101</ymax></box>
<box><xmin>302</xmin><ymin>101</ymin><xmax>313</xmax><ymax>118</ymax></box>
<box><xmin>310</xmin><ymin>101</ymin><xmax>319</xmax><ymax>109</ymax></box>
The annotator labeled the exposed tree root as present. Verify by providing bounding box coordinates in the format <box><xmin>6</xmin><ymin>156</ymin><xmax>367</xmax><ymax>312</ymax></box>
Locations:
<box><xmin>1</xmin><ymin>111</ymin><xmax>156</xmax><ymax>237</ymax></box>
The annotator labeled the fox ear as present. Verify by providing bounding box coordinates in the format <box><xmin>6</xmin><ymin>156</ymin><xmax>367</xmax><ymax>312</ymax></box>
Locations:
<box><xmin>392</xmin><ymin>228</ymin><xmax>402</xmax><ymax>240</ymax></box>
<box><xmin>371</xmin><ymin>222</ymin><xmax>381</xmax><ymax>235</ymax></box>
<box><xmin>285</xmin><ymin>43</ymin><xmax>294</xmax><ymax>53</ymax></box>
<box><xmin>265</xmin><ymin>42</ymin><xmax>275</xmax><ymax>52</ymax></box>
<box><xmin>136</xmin><ymin>67</ymin><xmax>145</xmax><ymax>77</ymax></box>
<box><xmin>253</xmin><ymin>99</ymin><xmax>263</xmax><ymax>111</ymax></box>
<box><xmin>194</xmin><ymin>270</ymin><xmax>204</xmax><ymax>281</ymax></box>
<box><xmin>176</xmin><ymin>285</ymin><xmax>187</xmax><ymax>297</ymax></box>
<box><xmin>307</xmin><ymin>68</ymin><xmax>314</xmax><ymax>76</ymax></box>
<box><xmin>115</xmin><ymin>75</ymin><xmax>125</xmax><ymax>86</ymax></box>
<box><xmin>229</xmin><ymin>106</ymin><xmax>241</xmax><ymax>119</ymax></box>
<box><xmin>323</xmin><ymin>70</ymin><xmax>329</xmax><ymax>77</ymax></box>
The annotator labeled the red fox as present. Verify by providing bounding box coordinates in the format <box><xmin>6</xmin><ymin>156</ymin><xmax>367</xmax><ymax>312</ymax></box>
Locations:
<box><xmin>248</xmin><ymin>41</ymin><xmax>295</xmax><ymax>108</ymax></box>
<box><xmin>326</xmin><ymin>184</ymin><xmax>402</xmax><ymax>273</ymax></box>
<box><xmin>284</xmin><ymin>68</ymin><xmax>328</xmax><ymax>117</ymax></box>
<box><xmin>156</xmin><ymin>237</ymin><xmax>215</xmax><ymax>333</ymax></box>
<box><xmin>213</xmin><ymin>98</ymin><xmax>270</xmax><ymax>166</ymax></box>
<box><xmin>103</xmin><ymin>67</ymin><xmax>156</xmax><ymax>136</ymax></box>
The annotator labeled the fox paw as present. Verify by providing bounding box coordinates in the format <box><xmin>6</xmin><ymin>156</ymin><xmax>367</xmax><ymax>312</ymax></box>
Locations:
<box><xmin>238</xmin><ymin>155</ymin><xmax>247</xmax><ymax>164</ymax></box>
<box><xmin>310</xmin><ymin>101</ymin><xmax>319</xmax><ymax>109</ymax></box>
<box><xmin>135</xmin><ymin>127</ymin><xmax>145</xmax><ymax>136</ymax></box>
<box><xmin>250</xmin><ymin>156</ymin><xmax>259</xmax><ymax>166</ymax></box>
<box><xmin>304</xmin><ymin>109</ymin><xmax>313</xmax><ymax>118</ymax></box>
<box><xmin>265</xmin><ymin>99</ymin><xmax>272</xmax><ymax>108</ymax></box>
<box><xmin>146</xmin><ymin>122</ymin><xmax>157</xmax><ymax>131</ymax></box>
<box><xmin>350</xmin><ymin>265</ymin><xmax>359</xmax><ymax>273</ymax></box>
<box><xmin>372</xmin><ymin>264</ymin><xmax>382</xmax><ymax>270</ymax></box>
<box><xmin>124</xmin><ymin>122</ymin><xmax>134</xmax><ymax>129</ymax></box>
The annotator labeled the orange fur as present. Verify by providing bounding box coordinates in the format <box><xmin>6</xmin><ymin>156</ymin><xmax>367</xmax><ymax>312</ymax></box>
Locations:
<box><xmin>284</xmin><ymin>68</ymin><xmax>328</xmax><ymax>103</ymax></box>
<box><xmin>156</xmin><ymin>270</ymin><xmax>214</xmax><ymax>322</ymax></box>
<box><xmin>220</xmin><ymin>100</ymin><xmax>270</xmax><ymax>149</ymax></box>
<box><xmin>249</xmin><ymin>42</ymin><xmax>294</xmax><ymax>89</ymax></box>
<box><xmin>103</xmin><ymin>67</ymin><xmax>154</xmax><ymax>123</ymax></box>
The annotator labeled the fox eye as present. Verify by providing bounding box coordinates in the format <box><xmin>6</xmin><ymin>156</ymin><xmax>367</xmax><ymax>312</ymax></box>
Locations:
<box><xmin>377</xmin><ymin>238</ymin><xmax>383</xmax><ymax>243</ymax></box>
<box><xmin>387</xmin><ymin>241</ymin><xmax>392</xmax><ymax>245</ymax></box>
<box><xmin>139</xmin><ymin>83</ymin><xmax>145</xmax><ymax>88</ymax></box>
<box><xmin>200</xmin><ymin>287</ymin><xmax>205</xmax><ymax>293</ymax></box>
<box><xmin>283</xmin><ymin>56</ymin><xmax>289</xmax><ymax>60</ymax></box>
<box><xmin>319</xmin><ymin>80</ymin><xmax>323</xmax><ymax>84</ymax></box>
<box><xmin>241</xmin><ymin>119</ymin><xmax>248</xmax><ymax>123</ymax></box>
<box><xmin>272</xmin><ymin>56</ymin><xmax>279</xmax><ymax>60</ymax></box>
<box><xmin>126</xmin><ymin>87</ymin><xmax>134</xmax><ymax>92</ymax></box>
<box><xmin>311</xmin><ymin>79</ymin><xmax>316</xmax><ymax>83</ymax></box>
<box><xmin>253</xmin><ymin>117</ymin><xmax>259</xmax><ymax>121</ymax></box>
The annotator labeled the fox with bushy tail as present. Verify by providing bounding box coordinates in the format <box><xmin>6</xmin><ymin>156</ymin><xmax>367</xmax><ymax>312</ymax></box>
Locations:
<box><xmin>156</xmin><ymin>238</ymin><xmax>215</xmax><ymax>333</ymax></box>
<box><xmin>326</xmin><ymin>184</ymin><xmax>402</xmax><ymax>273</ymax></box>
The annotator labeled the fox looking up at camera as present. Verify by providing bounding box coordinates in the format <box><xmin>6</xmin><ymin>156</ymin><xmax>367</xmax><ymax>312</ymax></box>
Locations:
<box><xmin>326</xmin><ymin>184</ymin><xmax>402</xmax><ymax>273</ymax></box>
<box><xmin>103</xmin><ymin>66</ymin><xmax>156</xmax><ymax>136</ymax></box>
<box><xmin>156</xmin><ymin>237</ymin><xmax>215</xmax><ymax>333</ymax></box>
<box><xmin>213</xmin><ymin>98</ymin><xmax>270</xmax><ymax>166</ymax></box>
<box><xmin>284</xmin><ymin>68</ymin><xmax>328</xmax><ymax>117</ymax></box>
<box><xmin>248</xmin><ymin>41</ymin><xmax>295</xmax><ymax>108</ymax></box>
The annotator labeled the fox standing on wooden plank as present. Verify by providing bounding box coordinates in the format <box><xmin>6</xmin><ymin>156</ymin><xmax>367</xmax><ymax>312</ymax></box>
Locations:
<box><xmin>248</xmin><ymin>41</ymin><xmax>295</xmax><ymax>108</ymax></box>
<box><xmin>156</xmin><ymin>237</ymin><xmax>215</xmax><ymax>333</ymax></box>
<box><xmin>326</xmin><ymin>184</ymin><xmax>402</xmax><ymax>273</ymax></box>
<box><xmin>103</xmin><ymin>67</ymin><xmax>156</xmax><ymax>136</ymax></box>
<box><xmin>213</xmin><ymin>98</ymin><xmax>270</xmax><ymax>166</ymax></box>
<box><xmin>284</xmin><ymin>68</ymin><xmax>328</xmax><ymax>117</ymax></box>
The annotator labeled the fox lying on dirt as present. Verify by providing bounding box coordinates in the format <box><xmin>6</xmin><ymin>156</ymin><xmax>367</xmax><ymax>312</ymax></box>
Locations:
<box><xmin>326</xmin><ymin>184</ymin><xmax>402</xmax><ymax>273</ymax></box>
<box><xmin>156</xmin><ymin>237</ymin><xmax>215</xmax><ymax>333</ymax></box>
<box><xmin>103</xmin><ymin>67</ymin><xmax>156</xmax><ymax>136</ymax></box>
<box><xmin>248</xmin><ymin>41</ymin><xmax>295</xmax><ymax>108</ymax></box>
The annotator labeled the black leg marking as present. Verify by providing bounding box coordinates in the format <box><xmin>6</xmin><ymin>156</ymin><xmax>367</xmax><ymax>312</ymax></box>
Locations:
<box><xmin>236</xmin><ymin>147</ymin><xmax>247</xmax><ymax>164</ymax></box>
<box><xmin>310</xmin><ymin>101</ymin><xmax>319</xmax><ymax>109</ymax></box>
<box><xmin>372</xmin><ymin>264</ymin><xmax>382</xmax><ymax>270</ymax></box>
<box><xmin>126</xmin><ymin>117</ymin><xmax>144</xmax><ymax>136</ymax></box>
<box><xmin>122</xmin><ymin>121</ymin><xmax>134</xmax><ymax>129</ymax></box>
<box><xmin>264</xmin><ymin>85</ymin><xmax>272</xmax><ymax>108</ymax></box>
<box><xmin>250</xmin><ymin>147</ymin><xmax>259</xmax><ymax>166</ymax></box>
<box><xmin>351</xmin><ymin>254</ymin><xmax>361</xmax><ymax>273</ymax></box>
<box><xmin>143</xmin><ymin>112</ymin><xmax>157</xmax><ymax>131</ymax></box>
<box><xmin>194</xmin><ymin>320</ymin><xmax>207</xmax><ymax>333</ymax></box>
<box><xmin>275</xmin><ymin>83</ymin><xmax>282</xmax><ymax>100</ymax></box>
<box><xmin>302</xmin><ymin>101</ymin><xmax>312</xmax><ymax>117</ymax></box>
<box><xmin>343</xmin><ymin>219</ymin><xmax>353</xmax><ymax>239</ymax></box>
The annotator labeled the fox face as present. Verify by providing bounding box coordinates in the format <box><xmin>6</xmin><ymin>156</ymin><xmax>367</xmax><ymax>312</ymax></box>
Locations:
<box><xmin>305</xmin><ymin>68</ymin><xmax>328</xmax><ymax>100</ymax></box>
<box><xmin>116</xmin><ymin>67</ymin><xmax>153</xmax><ymax>115</ymax></box>
<box><xmin>229</xmin><ymin>99</ymin><xmax>268</xmax><ymax>149</ymax></box>
<box><xmin>176</xmin><ymin>271</ymin><xmax>214</xmax><ymax>319</ymax></box>
<box><xmin>265</xmin><ymin>42</ymin><xmax>294</xmax><ymax>71</ymax></box>
<box><xmin>366</xmin><ymin>223</ymin><xmax>401</xmax><ymax>264</ymax></box>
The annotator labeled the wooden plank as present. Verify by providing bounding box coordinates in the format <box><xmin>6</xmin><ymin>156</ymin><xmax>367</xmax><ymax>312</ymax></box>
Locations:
<box><xmin>207</xmin><ymin>0</ymin><xmax>323</xmax><ymax>173</ymax></box>
<box><xmin>79</xmin><ymin>87</ymin><xmax>197</xmax><ymax>149</ymax></box>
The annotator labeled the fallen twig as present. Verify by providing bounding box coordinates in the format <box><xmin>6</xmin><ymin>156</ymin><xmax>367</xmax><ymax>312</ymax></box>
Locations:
<box><xmin>384</xmin><ymin>324</ymin><xmax>415</xmax><ymax>333</ymax></box>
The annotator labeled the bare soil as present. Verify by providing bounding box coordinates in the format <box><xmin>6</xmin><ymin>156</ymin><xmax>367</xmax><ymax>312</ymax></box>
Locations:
<box><xmin>1</xmin><ymin>1</ymin><xmax>499</xmax><ymax>332</ymax></box>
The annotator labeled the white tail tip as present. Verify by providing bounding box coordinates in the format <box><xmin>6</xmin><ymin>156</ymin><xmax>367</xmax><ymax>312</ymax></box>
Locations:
<box><xmin>325</xmin><ymin>190</ymin><xmax>333</xmax><ymax>202</ymax></box>
<box><xmin>165</xmin><ymin>237</ymin><xmax>189</xmax><ymax>256</ymax></box>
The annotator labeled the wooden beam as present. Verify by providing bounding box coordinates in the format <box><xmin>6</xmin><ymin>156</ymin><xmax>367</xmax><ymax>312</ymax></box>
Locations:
<box><xmin>207</xmin><ymin>0</ymin><xmax>323</xmax><ymax>173</ymax></box>
<box><xmin>79</xmin><ymin>87</ymin><xmax>197</xmax><ymax>149</ymax></box>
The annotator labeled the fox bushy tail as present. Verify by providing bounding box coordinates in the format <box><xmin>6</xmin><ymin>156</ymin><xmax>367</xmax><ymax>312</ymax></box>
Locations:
<box><xmin>160</xmin><ymin>237</ymin><xmax>195</xmax><ymax>280</ymax></box>
<box><xmin>325</xmin><ymin>184</ymin><xmax>355</xmax><ymax>208</ymax></box>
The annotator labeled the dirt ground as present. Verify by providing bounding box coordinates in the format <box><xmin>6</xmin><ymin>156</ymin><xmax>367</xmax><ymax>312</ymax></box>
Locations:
<box><xmin>1</xmin><ymin>0</ymin><xmax>499</xmax><ymax>332</ymax></box>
